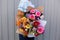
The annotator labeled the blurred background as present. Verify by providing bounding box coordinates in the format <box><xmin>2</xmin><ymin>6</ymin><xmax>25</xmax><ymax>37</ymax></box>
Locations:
<box><xmin>0</xmin><ymin>0</ymin><xmax>60</xmax><ymax>40</ymax></box>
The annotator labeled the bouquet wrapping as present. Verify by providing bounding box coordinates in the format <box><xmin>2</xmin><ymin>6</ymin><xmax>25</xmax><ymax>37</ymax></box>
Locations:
<box><xmin>16</xmin><ymin>9</ymin><xmax>47</xmax><ymax>37</ymax></box>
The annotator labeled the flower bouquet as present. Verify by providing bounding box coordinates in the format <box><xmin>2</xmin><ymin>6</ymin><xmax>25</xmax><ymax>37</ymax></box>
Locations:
<box><xmin>16</xmin><ymin>9</ymin><xmax>47</xmax><ymax>37</ymax></box>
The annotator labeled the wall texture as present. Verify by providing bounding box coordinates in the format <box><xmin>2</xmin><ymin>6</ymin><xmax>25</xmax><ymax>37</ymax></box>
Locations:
<box><xmin>0</xmin><ymin>0</ymin><xmax>60</xmax><ymax>40</ymax></box>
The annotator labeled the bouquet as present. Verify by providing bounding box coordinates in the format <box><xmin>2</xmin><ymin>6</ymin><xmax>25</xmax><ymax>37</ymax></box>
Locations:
<box><xmin>16</xmin><ymin>9</ymin><xmax>47</xmax><ymax>37</ymax></box>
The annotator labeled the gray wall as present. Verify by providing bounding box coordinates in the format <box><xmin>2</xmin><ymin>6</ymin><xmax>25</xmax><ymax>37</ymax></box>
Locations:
<box><xmin>0</xmin><ymin>0</ymin><xmax>60</xmax><ymax>40</ymax></box>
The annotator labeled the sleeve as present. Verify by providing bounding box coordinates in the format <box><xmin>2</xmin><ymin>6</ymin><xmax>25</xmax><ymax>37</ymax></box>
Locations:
<box><xmin>28</xmin><ymin>1</ymin><xmax>35</xmax><ymax>8</ymax></box>
<box><xmin>18</xmin><ymin>1</ymin><xmax>24</xmax><ymax>12</ymax></box>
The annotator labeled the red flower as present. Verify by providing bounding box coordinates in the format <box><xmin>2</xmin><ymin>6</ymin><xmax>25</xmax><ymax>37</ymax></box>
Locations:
<box><xmin>30</xmin><ymin>9</ymin><xmax>35</xmax><ymax>13</ymax></box>
<box><xmin>35</xmin><ymin>11</ymin><xmax>41</xmax><ymax>17</ymax></box>
<box><xmin>33</xmin><ymin>21</ymin><xmax>40</xmax><ymax>27</ymax></box>
<box><xmin>29</xmin><ymin>14</ymin><xmax>35</xmax><ymax>20</ymax></box>
<box><xmin>37</xmin><ymin>27</ymin><xmax>44</xmax><ymax>34</ymax></box>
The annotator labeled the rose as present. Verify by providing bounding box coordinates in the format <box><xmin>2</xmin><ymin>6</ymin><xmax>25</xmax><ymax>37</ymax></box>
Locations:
<box><xmin>29</xmin><ymin>14</ymin><xmax>35</xmax><ymax>20</ymax></box>
<box><xmin>37</xmin><ymin>27</ymin><xmax>44</xmax><ymax>34</ymax></box>
<box><xmin>30</xmin><ymin>9</ymin><xmax>35</xmax><ymax>13</ymax></box>
<box><xmin>35</xmin><ymin>11</ymin><xmax>41</xmax><ymax>17</ymax></box>
<box><xmin>33</xmin><ymin>21</ymin><xmax>40</xmax><ymax>27</ymax></box>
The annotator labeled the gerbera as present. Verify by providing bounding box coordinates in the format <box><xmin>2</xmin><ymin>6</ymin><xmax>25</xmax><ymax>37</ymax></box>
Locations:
<box><xmin>33</xmin><ymin>21</ymin><xmax>40</xmax><ymax>27</ymax></box>
<box><xmin>35</xmin><ymin>11</ymin><xmax>41</xmax><ymax>17</ymax></box>
<box><xmin>37</xmin><ymin>27</ymin><xmax>44</xmax><ymax>34</ymax></box>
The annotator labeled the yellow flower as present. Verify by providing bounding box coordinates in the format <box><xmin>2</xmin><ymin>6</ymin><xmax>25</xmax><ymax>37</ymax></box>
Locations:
<box><xmin>19</xmin><ymin>17</ymin><xmax>27</xmax><ymax>22</ymax></box>
<box><xmin>25</xmin><ymin>24</ymin><xmax>32</xmax><ymax>29</ymax></box>
<box><xmin>19</xmin><ymin>28</ymin><xmax>28</xmax><ymax>36</ymax></box>
<box><xmin>19</xmin><ymin>28</ymin><xmax>24</xmax><ymax>33</ymax></box>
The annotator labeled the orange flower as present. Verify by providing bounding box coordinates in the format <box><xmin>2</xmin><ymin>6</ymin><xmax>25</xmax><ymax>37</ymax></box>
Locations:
<box><xmin>16</xmin><ymin>20</ymin><xmax>21</xmax><ymax>26</ymax></box>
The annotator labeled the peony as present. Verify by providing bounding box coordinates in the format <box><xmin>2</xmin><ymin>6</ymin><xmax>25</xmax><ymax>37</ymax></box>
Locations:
<box><xmin>37</xmin><ymin>27</ymin><xmax>44</xmax><ymax>34</ymax></box>
<box><xmin>35</xmin><ymin>11</ymin><xmax>41</xmax><ymax>17</ymax></box>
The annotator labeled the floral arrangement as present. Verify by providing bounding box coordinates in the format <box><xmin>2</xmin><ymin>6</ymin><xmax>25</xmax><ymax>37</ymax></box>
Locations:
<box><xmin>16</xmin><ymin>9</ymin><xmax>47</xmax><ymax>37</ymax></box>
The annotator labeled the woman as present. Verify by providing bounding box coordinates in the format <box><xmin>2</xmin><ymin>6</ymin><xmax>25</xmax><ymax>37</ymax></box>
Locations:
<box><xmin>16</xmin><ymin>0</ymin><xmax>35</xmax><ymax>40</ymax></box>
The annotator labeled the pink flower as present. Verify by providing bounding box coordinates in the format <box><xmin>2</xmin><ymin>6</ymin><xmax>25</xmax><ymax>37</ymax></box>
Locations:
<box><xmin>30</xmin><ymin>9</ymin><xmax>35</xmax><ymax>13</ymax></box>
<box><xmin>37</xmin><ymin>27</ymin><xmax>44</xmax><ymax>34</ymax></box>
<box><xmin>35</xmin><ymin>11</ymin><xmax>41</xmax><ymax>17</ymax></box>
<box><xmin>29</xmin><ymin>14</ymin><xmax>35</xmax><ymax>20</ymax></box>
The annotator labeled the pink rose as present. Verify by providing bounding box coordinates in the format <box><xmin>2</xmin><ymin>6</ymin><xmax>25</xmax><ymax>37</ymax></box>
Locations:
<box><xmin>35</xmin><ymin>11</ymin><xmax>41</xmax><ymax>17</ymax></box>
<box><xmin>37</xmin><ymin>27</ymin><xmax>44</xmax><ymax>34</ymax></box>
<box><xmin>30</xmin><ymin>9</ymin><xmax>35</xmax><ymax>13</ymax></box>
<box><xmin>29</xmin><ymin>14</ymin><xmax>35</xmax><ymax>20</ymax></box>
